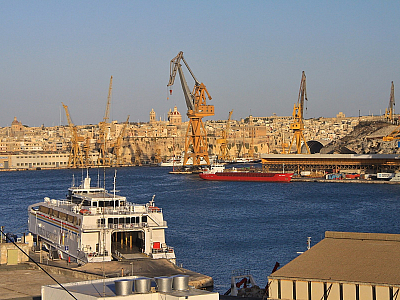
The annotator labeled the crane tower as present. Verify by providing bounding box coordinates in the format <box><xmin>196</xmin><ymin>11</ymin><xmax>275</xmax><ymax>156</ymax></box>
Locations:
<box><xmin>288</xmin><ymin>71</ymin><xmax>310</xmax><ymax>154</ymax></box>
<box><xmin>167</xmin><ymin>51</ymin><xmax>214</xmax><ymax>166</ymax></box>
<box><xmin>62</xmin><ymin>102</ymin><xmax>85</xmax><ymax>168</ymax></box>
<box><xmin>217</xmin><ymin>110</ymin><xmax>233</xmax><ymax>161</ymax></box>
<box><xmin>385</xmin><ymin>81</ymin><xmax>395</xmax><ymax>123</ymax></box>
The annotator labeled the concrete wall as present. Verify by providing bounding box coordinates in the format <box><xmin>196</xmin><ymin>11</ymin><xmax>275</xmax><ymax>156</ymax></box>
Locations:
<box><xmin>0</xmin><ymin>243</ymin><xmax>30</xmax><ymax>265</ymax></box>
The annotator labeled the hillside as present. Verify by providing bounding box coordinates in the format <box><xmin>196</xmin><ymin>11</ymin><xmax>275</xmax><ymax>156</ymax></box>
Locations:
<box><xmin>320</xmin><ymin>121</ymin><xmax>400</xmax><ymax>154</ymax></box>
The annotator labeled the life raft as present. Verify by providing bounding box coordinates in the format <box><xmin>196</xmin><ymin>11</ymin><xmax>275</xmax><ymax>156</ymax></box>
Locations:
<box><xmin>79</xmin><ymin>209</ymin><xmax>91</xmax><ymax>215</ymax></box>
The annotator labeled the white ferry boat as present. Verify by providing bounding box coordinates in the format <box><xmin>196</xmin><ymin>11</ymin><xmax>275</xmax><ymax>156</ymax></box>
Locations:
<box><xmin>28</xmin><ymin>171</ymin><xmax>175</xmax><ymax>265</ymax></box>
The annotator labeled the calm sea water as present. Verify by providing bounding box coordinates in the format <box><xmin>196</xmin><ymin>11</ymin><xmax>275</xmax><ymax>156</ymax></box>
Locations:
<box><xmin>1</xmin><ymin>167</ymin><xmax>399</xmax><ymax>293</ymax></box>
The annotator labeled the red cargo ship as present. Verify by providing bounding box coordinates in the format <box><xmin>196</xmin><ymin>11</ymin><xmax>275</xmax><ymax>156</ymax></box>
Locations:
<box><xmin>199</xmin><ymin>164</ymin><xmax>293</xmax><ymax>182</ymax></box>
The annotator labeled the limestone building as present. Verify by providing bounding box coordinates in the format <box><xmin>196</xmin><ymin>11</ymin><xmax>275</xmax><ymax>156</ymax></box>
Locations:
<box><xmin>168</xmin><ymin>106</ymin><xmax>182</xmax><ymax>126</ymax></box>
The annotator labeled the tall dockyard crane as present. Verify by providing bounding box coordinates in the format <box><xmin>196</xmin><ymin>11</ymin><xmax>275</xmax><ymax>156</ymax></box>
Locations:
<box><xmin>385</xmin><ymin>81</ymin><xmax>395</xmax><ymax>123</ymax></box>
<box><xmin>288</xmin><ymin>71</ymin><xmax>310</xmax><ymax>154</ymax></box>
<box><xmin>217</xmin><ymin>110</ymin><xmax>233</xmax><ymax>161</ymax></box>
<box><xmin>97</xmin><ymin>76</ymin><xmax>113</xmax><ymax>166</ymax></box>
<box><xmin>167</xmin><ymin>51</ymin><xmax>214</xmax><ymax>166</ymax></box>
<box><xmin>112</xmin><ymin>115</ymin><xmax>130</xmax><ymax>166</ymax></box>
<box><xmin>62</xmin><ymin>102</ymin><xmax>85</xmax><ymax>168</ymax></box>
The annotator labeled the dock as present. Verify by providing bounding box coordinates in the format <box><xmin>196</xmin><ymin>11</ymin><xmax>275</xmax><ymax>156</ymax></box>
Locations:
<box><xmin>0</xmin><ymin>251</ymin><xmax>213</xmax><ymax>300</ymax></box>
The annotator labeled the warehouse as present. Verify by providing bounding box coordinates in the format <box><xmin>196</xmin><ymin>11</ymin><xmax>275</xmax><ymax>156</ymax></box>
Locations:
<box><xmin>268</xmin><ymin>231</ymin><xmax>400</xmax><ymax>300</ymax></box>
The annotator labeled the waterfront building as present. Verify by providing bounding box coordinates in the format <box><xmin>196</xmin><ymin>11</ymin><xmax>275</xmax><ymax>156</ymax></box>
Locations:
<box><xmin>268</xmin><ymin>231</ymin><xmax>400</xmax><ymax>300</ymax></box>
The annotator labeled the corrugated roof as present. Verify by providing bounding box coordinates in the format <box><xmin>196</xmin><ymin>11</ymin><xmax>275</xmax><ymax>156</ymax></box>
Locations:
<box><xmin>269</xmin><ymin>231</ymin><xmax>400</xmax><ymax>286</ymax></box>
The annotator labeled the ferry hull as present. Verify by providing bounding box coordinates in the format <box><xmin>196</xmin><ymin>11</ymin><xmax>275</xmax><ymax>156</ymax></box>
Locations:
<box><xmin>199</xmin><ymin>172</ymin><xmax>293</xmax><ymax>182</ymax></box>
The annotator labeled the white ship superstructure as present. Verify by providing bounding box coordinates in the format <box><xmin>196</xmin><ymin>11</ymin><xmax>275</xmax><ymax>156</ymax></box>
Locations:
<box><xmin>28</xmin><ymin>171</ymin><xmax>175</xmax><ymax>265</ymax></box>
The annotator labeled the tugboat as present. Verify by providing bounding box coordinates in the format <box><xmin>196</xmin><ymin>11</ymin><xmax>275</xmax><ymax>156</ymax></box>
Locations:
<box><xmin>199</xmin><ymin>164</ymin><xmax>293</xmax><ymax>182</ymax></box>
<box><xmin>28</xmin><ymin>170</ymin><xmax>175</xmax><ymax>265</ymax></box>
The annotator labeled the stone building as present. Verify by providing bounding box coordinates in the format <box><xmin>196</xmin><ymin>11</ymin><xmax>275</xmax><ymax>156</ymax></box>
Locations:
<box><xmin>168</xmin><ymin>106</ymin><xmax>182</xmax><ymax>126</ymax></box>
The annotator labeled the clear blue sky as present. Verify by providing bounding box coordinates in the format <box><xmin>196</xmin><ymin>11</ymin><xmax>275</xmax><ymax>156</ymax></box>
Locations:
<box><xmin>1</xmin><ymin>1</ymin><xmax>399</xmax><ymax>127</ymax></box>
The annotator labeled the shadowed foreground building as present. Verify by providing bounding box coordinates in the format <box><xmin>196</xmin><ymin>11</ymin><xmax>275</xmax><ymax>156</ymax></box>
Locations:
<box><xmin>268</xmin><ymin>231</ymin><xmax>400</xmax><ymax>300</ymax></box>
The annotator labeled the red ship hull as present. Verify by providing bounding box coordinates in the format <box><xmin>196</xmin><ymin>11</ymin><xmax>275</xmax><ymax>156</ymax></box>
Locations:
<box><xmin>199</xmin><ymin>172</ymin><xmax>293</xmax><ymax>182</ymax></box>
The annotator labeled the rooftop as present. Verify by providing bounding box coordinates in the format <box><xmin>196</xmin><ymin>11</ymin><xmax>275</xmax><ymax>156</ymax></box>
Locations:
<box><xmin>269</xmin><ymin>231</ymin><xmax>400</xmax><ymax>286</ymax></box>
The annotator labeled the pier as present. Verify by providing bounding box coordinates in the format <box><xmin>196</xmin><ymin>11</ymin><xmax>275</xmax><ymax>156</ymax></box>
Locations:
<box><xmin>0</xmin><ymin>253</ymin><xmax>213</xmax><ymax>299</ymax></box>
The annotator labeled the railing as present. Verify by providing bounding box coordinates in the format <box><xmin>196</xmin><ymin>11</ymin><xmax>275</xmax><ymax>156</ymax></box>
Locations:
<box><xmin>87</xmin><ymin>205</ymin><xmax>163</xmax><ymax>216</ymax></box>
<box><xmin>81</xmin><ymin>221</ymin><xmax>167</xmax><ymax>230</ymax></box>
<box><xmin>152</xmin><ymin>246</ymin><xmax>174</xmax><ymax>254</ymax></box>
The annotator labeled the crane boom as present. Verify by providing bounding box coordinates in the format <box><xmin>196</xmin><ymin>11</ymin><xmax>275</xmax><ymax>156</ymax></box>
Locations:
<box><xmin>98</xmin><ymin>76</ymin><xmax>113</xmax><ymax>166</ymax></box>
<box><xmin>168</xmin><ymin>51</ymin><xmax>196</xmax><ymax>111</ymax></box>
<box><xmin>385</xmin><ymin>81</ymin><xmax>395</xmax><ymax>122</ymax></box>
<box><xmin>104</xmin><ymin>76</ymin><xmax>113</xmax><ymax>123</ymax></box>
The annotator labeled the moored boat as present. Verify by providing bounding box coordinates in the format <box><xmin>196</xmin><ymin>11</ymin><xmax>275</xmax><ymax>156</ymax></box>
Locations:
<box><xmin>199</xmin><ymin>164</ymin><xmax>293</xmax><ymax>182</ymax></box>
<box><xmin>28</xmin><ymin>170</ymin><xmax>176</xmax><ymax>265</ymax></box>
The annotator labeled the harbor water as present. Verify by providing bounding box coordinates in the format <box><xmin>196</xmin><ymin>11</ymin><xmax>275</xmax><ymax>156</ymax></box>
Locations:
<box><xmin>1</xmin><ymin>167</ymin><xmax>400</xmax><ymax>294</ymax></box>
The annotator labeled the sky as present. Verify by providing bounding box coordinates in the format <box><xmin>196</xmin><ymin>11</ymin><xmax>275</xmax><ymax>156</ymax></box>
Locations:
<box><xmin>1</xmin><ymin>1</ymin><xmax>399</xmax><ymax>127</ymax></box>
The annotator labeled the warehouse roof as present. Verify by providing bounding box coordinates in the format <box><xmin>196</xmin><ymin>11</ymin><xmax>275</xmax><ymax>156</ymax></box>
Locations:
<box><xmin>269</xmin><ymin>231</ymin><xmax>400</xmax><ymax>286</ymax></box>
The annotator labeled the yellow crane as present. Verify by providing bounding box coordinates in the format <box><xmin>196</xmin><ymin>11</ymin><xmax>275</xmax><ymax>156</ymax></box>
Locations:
<box><xmin>97</xmin><ymin>75</ymin><xmax>113</xmax><ymax>166</ymax></box>
<box><xmin>288</xmin><ymin>71</ymin><xmax>310</xmax><ymax>154</ymax></box>
<box><xmin>217</xmin><ymin>110</ymin><xmax>233</xmax><ymax>161</ymax></box>
<box><xmin>167</xmin><ymin>51</ymin><xmax>214</xmax><ymax>166</ymax></box>
<box><xmin>62</xmin><ymin>102</ymin><xmax>85</xmax><ymax>168</ymax></box>
<box><xmin>385</xmin><ymin>81</ymin><xmax>395</xmax><ymax>123</ymax></box>
<box><xmin>248</xmin><ymin>126</ymin><xmax>255</xmax><ymax>159</ymax></box>
<box><xmin>112</xmin><ymin>115</ymin><xmax>130</xmax><ymax>166</ymax></box>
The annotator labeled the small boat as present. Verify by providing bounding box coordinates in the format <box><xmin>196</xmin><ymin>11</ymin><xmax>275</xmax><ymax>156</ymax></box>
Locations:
<box><xmin>199</xmin><ymin>164</ymin><xmax>293</xmax><ymax>182</ymax></box>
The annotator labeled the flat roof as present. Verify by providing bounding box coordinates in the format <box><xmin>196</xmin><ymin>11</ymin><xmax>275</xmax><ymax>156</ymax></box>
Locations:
<box><xmin>269</xmin><ymin>231</ymin><xmax>400</xmax><ymax>286</ymax></box>
<box><xmin>261</xmin><ymin>154</ymin><xmax>400</xmax><ymax>160</ymax></box>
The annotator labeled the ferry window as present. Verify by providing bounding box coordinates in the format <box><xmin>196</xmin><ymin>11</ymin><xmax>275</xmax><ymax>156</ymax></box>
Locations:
<box><xmin>131</xmin><ymin>217</ymin><xmax>137</xmax><ymax>223</ymax></box>
<box><xmin>99</xmin><ymin>201</ymin><xmax>104</xmax><ymax>207</ymax></box>
<box><xmin>125</xmin><ymin>217</ymin><xmax>130</xmax><ymax>224</ymax></box>
<box><xmin>108</xmin><ymin>218</ymin><xmax>113</xmax><ymax>224</ymax></box>
<box><xmin>93</xmin><ymin>201</ymin><xmax>98</xmax><ymax>207</ymax></box>
<box><xmin>119</xmin><ymin>218</ymin><xmax>125</xmax><ymax>224</ymax></box>
<box><xmin>114</xmin><ymin>218</ymin><xmax>118</xmax><ymax>224</ymax></box>
<box><xmin>142</xmin><ymin>216</ymin><xmax>147</xmax><ymax>223</ymax></box>
<box><xmin>120</xmin><ymin>201</ymin><xmax>125</xmax><ymax>206</ymax></box>
<box><xmin>115</xmin><ymin>200</ymin><xmax>119</xmax><ymax>207</ymax></box>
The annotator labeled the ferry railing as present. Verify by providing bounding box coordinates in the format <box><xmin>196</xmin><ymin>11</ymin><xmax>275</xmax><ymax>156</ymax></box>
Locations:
<box><xmin>89</xmin><ymin>205</ymin><xmax>163</xmax><ymax>216</ymax></box>
<box><xmin>81</xmin><ymin>221</ymin><xmax>167</xmax><ymax>230</ymax></box>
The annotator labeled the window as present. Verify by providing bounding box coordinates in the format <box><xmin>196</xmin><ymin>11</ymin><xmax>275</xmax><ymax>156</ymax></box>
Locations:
<box><xmin>372</xmin><ymin>286</ymin><xmax>376</xmax><ymax>300</ymax></box>
<box><xmin>277</xmin><ymin>280</ymin><xmax>281</xmax><ymax>299</ymax></box>
<box><xmin>356</xmin><ymin>284</ymin><xmax>359</xmax><ymax>300</ymax></box>
<box><xmin>142</xmin><ymin>216</ymin><xmax>147</xmax><ymax>223</ymax></box>
<box><xmin>293</xmin><ymin>281</ymin><xmax>296</xmax><ymax>300</ymax></box>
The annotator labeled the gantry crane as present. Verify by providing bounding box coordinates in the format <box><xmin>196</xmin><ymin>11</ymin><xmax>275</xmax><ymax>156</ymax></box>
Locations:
<box><xmin>167</xmin><ymin>51</ymin><xmax>214</xmax><ymax>166</ymax></box>
<box><xmin>217</xmin><ymin>110</ymin><xmax>233</xmax><ymax>161</ymax></box>
<box><xmin>112</xmin><ymin>115</ymin><xmax>130</xmax><ymax>166</ymax></box>
<box><xmin>62</xmin><ymin>102</ymin><xmax>85</xmax><ymax>168</ymax></box>
<box><xmin>385</xmin><ymin>81</ymin><xmax>395</xmax><ymax>123</ymax></box>
<box><xmin>288</xmin><ymin>71</ymin><xmax>310</xmax><ymax>154</ymax></box>
<box><xmin>97</xmin><ymin>76</ymin><xmax>113</xmax><ymax>166</ymax></box>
